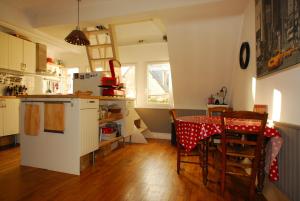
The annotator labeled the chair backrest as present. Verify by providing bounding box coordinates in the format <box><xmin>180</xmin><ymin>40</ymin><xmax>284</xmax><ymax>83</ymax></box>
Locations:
<box><xmin>221</xmin><ymin>111</ymin><xmax>268</xmax><ymax>139</ymax></box>
<box><xmin>169</xmin><ymin>109</ymin><xmax>177</xmax><ymax>123</ymax></box>
<box><xmin>220</xmin><ymin>111</ymin><xmax>268</xmax><ymax>174</ymax></box>
<box><xmin>207</xmin><ymin>106</ymin><xmax>233</xmax><ymax>117</ymax></box>
<box><xmin>253</xmin><ymin>104</ymin><xmax>268</xmax><ymax>114</ymax></box>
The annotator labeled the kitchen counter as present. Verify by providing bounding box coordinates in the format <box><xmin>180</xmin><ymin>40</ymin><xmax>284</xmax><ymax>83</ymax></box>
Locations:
<box><xmin>18</xmin><ymin>94</ymin><xmax>99</xmax><ymax>99</ymax></box>
<box><xmin>0</xmin><ymin>96</ymin><xmax>18</xmax><ymax>99</ymax></box>
<box><xmin>19</xmin><ymin>94</ymin><xmax>134</xmax><ymax>101</ymax></box>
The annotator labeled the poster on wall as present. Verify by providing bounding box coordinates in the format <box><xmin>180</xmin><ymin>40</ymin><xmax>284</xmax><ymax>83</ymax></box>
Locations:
<box><xmin>256</xmin><ymin>0</ymin><xmax>300</xmax><ymax>77</ymax></box>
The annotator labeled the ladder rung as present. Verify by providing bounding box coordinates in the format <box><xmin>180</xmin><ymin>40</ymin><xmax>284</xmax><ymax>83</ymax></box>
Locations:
<box><xmin>84</xmin><ymin>30</ymin><xmax>110</xmax><ymax>35</ymax></box>
<box><xmin>91</xmin><ymin>58</ymin><xmax>114</xmax><ymax>61</ymax></box>
<box><xmin>88</xmin><ymin>44</ymin><xmax>112</xmax><ymax>48</ymax></box>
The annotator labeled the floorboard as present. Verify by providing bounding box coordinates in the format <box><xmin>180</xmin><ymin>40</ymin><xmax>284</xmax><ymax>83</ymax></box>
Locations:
<box><xmin>0</xmin><ymin>139</ymin><xmax>266</xmax><ymax>201</ymax></box>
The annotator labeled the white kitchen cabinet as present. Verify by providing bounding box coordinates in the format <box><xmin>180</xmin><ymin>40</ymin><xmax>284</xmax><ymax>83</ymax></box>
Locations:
<box><xmin>80</xmin><ymin>99</ymin><xmax>99</xmax><ymax>156</ymax></box>
<box><xmin>23</xmin><ymin>40</ymin><xmax>36</xmax><ymax>73</ymax></box>
<box><xmin>9</xmin><ymin>35</ymin><xmax>23</xmax><ymax>71</ymax></box>
<box><xmin>3</xmin><ymin>99</ymin><xmax>20</xmax><ymax>136</ymax></box>
<box><xmin>0</xmin><ymin>32</ymin><xmax>9</xmax><ymax>69</ymax></box>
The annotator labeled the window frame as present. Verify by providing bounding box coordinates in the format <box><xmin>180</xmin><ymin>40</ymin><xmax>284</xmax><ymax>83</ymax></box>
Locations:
<box><xmin>121</xmin><ymin>63</ymin><xmax>137</xmax><ymax>99</ymax></box>
<box><xmin>146</xmin><ymin>61</ymin><xmax>172</xmax><ymax>107</ymax></box>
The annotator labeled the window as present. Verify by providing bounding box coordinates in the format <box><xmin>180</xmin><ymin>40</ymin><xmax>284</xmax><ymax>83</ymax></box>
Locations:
<box><xmin>121</xmin><ymin>64</ymin><xmax>136</xmax><ymax>98</ymax></box>
<box><xmin>147</xmin><ymin>62</ymin><xmax>171</xmax><ymax>104</ymax></box>
<box><xmin>66</xmin><ymin>67</ymin><xmax>79</xmax><ymax>94</ymax></box>
<box><xmin>95</xmin><ymin>67</ymin><xmax>104</xmax><ymax>72</ymax></box>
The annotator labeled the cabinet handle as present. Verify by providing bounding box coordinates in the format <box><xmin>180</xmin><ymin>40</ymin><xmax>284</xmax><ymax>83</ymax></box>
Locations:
<box><xmin>89</xmin><ymin>101</ymin><xmax>95</xmax><ymax>103</ymax></box>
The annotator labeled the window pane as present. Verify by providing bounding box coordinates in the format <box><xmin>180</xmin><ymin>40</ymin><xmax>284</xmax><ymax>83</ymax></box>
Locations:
<box><xmin>121</xmin><ymin>65</ymin><xmax>136</xmax><ymax>98</ymax></box>
<box><xmin>147</xmin><ymin>63</ymin><xmax>171</xmax><ymax>104</ymax></box>
<box><xmin>95</xmin><ymin>67</ymin><xmax>104</xmax><ymax>71</ymax></box>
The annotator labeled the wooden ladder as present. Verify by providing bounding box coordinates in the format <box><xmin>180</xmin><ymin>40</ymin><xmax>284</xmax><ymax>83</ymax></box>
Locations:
<box><xmin>84</xmin><ymin>25</ymin><xmax>119</xmax><ymax>72</ymax></box>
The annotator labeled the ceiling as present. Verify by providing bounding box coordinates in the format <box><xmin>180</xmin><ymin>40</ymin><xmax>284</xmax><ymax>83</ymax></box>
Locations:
<box><xmin>1</xmin><ymin>0</ymin><xmax>223</xmax><ymax>27</ymax></box>
<box><xmin>0</xmin><ymin>0</ymin><xmax>248</xmax><ymax>52</ymax></box>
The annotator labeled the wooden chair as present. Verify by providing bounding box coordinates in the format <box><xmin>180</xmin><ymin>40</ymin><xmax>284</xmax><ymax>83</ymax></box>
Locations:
<box><xmin>253</xmin><ymin>104</ymin><xmax>268</xmax><ymax>114</ymax></box>
<box><xmin>169</xmin><ymin>109</ymin><xmax>202</xmax><ymax>174</ymax></box>
<box><xmin>207</xmin><ymin>107</ymin><xmax>233</xmax><ymax>152</ymax></box>
<box><xmin>208</xmin><ymin>106</ymin><xmax>233</xmax><ymax>117</ymax></box>
<box><xmin>218</xmin><ymin>111</ymin><xmax>268</xmax><ymax>200</ymax></box>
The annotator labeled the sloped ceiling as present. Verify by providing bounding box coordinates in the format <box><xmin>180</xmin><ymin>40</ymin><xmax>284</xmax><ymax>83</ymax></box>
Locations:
<box><xmin>0</xmin><ymin>0</ymin><xmax>248</xmax><ymax>50</ymax></box>
<box><xmin>1</xmin><ymin>0</ymin><xmax>222</xmax><ymax>27</ymax></box>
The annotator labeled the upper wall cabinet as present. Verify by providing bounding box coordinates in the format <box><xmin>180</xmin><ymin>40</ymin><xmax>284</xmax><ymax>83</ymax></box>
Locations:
<box><xmin>23</xmin><ymin>40</ymin><xmax>36</xmax><ymax>73</ymax></box>
<box><xmin>9</xmin><ymin>35</ymin><xmax>23</xmax><ymax>72</ymax></box>
<box><xmin>0</xmin><ymin>32</ymin><xmax>9</xmax><ymax>69</ymax></box>
<box><xmin>0</xmin><ymin>32</ymin><xmax>36</xmax><ymax>73</ymax></box>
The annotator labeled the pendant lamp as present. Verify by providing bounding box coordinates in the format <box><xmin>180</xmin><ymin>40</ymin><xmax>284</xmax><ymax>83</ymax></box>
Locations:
<box><xmin>65</xmin><ymin>0</ymin><xmax>90</xmax><ymax>46</ymax></box>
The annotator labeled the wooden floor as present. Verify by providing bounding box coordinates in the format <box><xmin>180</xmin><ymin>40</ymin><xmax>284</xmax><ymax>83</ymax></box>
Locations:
<box><xmin>0</xmin><ymin>139</ymin><xmax>266</xmax><ymax>201</ymax></box>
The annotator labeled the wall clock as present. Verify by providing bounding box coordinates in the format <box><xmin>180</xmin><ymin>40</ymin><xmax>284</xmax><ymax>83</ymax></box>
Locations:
<box><xmin>239</xmin><ymin>42</ymin><xmax>250</xmax><ymax>69</ymax></box>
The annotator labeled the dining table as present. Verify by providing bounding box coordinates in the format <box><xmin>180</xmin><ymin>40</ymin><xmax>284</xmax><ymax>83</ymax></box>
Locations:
<box><xmin>176</xmin><ymin>115</ymin><xmax>283</xmax><ymax>192</ymax></box>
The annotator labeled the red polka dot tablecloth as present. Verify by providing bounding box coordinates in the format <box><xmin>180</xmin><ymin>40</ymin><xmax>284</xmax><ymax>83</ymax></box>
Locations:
<box><xmin>176</xmin><ymin>115</ymin><xmax>283</xmax><ymax>182</ymax></box>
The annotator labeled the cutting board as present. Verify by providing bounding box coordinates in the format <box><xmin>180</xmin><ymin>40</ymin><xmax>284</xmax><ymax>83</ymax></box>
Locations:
<box><xmin>24</xmin><ymin>104</ymin><xmax>40</xmax><ymax>136</ymax></box>
<box><xmin>44</xmin><ymin>103</ymin><xmax>65</xmax><ymax>133</ymax></box>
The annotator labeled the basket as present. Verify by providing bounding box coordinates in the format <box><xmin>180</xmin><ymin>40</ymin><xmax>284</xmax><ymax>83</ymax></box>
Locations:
<box><xmin>74</xmin><ymin>90</ymin><xmax>93</xmax><ymax>96</ymax></box>
<box><xmin>101</xmin><ymin>131</ymin><xmax>117</xmax><ymax>140</ymax></box>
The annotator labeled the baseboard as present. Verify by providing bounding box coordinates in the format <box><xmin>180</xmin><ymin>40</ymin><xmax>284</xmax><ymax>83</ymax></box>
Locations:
<box><xmin>144</xmin><ymin>132</ymin><xmax>171</xmax><ymax>140</ymax></box>
<box><xmin>263</xmin><ymin>180</ymin><xmax>290</xmax><ymax>201</ymax></box>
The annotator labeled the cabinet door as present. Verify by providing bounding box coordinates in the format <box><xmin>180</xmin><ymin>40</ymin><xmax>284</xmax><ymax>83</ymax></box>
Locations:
<box><xmin>23</xmin><ymin>40</ymin><xmax>36</xmax><ymax>73</ymax></box>
<box><xmin>0</xmin><ymin>32</ymin><xmax>9</xmax><ymax>69</ymax></box>
<box><xmin>3</xmin><ymin>99</ymin><xmax>20</xmax><ymax>136</ymax></box>
<box><xmin>80</xmin><ymin>108</ymin><xmax>99</xmax><ymax>156</ymax></box>
<box><xmin>9</xmin><ymin>35</ymin><xmax>23</xmax><ymax>71</ymax></box>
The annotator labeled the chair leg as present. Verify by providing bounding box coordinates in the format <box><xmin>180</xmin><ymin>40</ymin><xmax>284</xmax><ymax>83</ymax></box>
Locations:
<box><xmin>257</xmin><ymin>141</ymin><xmax>267</xmax><ymax>193</ymax></box>
<box><xmin>202</xmin><ymin>139</ymin><xmax>208</xmax><ymax>185</ymax></box>
<box><xmin>177</xmin><ymin>149</ymin><xmax>180</xmax><ymax>174</ymax></box>
<box><xmin>249</xmin><ymin>186</ymin><xmax>256</xmax><ymax>201</ymax></box>
<box><xmin>220</xmin><ymin>154</ymin><xmax>226</xmax><ymax>197</ymax></box>
<box><xmin>220</xmin><ymin>170</ymin><xmax>225</xmax><ymax>196</ymax></box>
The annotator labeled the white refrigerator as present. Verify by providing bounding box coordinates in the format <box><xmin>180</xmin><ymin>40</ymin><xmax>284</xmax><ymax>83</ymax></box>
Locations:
<box><xmin>73</xmin><ymin>71</ymin><xmax>110</xmax><ymax>95</ymax></box>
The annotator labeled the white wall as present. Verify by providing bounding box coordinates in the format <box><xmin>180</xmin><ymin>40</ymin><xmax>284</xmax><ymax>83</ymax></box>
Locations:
<box><xmin>231</xmin><ymin>0</ymin><xmax>300</xmax><ymax>126</ymax></box>
<box><xmin>118</xmin><ymin>43</ymin><xmax>169</xmax><ymax>108</ymax></box>
<box><xmin>230</xmin><ymin>0</ymin><xmax>256</xmax><ymax>111</ymax></box>
<box><xmin>166</xmin><ymin>15</ymin><xmax>243</xmax><ymax>110</ymax></box>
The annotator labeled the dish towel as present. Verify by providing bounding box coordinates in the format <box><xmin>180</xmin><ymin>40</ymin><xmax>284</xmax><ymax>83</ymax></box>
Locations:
<box><xmin>44</xmin><ymin>103</ymin><xmax>65</xmax><ymax>133</ymax></box>
<box><xmin>24</xmin><ymin>104</ymin><xmax>40</xmax><ymax>136</ymax></box>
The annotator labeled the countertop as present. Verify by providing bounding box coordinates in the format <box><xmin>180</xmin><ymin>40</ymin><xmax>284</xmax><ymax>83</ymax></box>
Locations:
<box><xmin>0</xmin><ymin>96</ymin><xmax>18</xmax><ymax>99</ymax></box>
<box><xmin>18</xmin><ymin>94</ymin><xmax>134</xmax><ymax>101</ymax></box>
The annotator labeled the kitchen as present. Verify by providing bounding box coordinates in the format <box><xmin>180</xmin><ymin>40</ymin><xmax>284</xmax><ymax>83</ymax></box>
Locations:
<box><xmin>0</xmin><ymin>0</ymin><xmax>298</xmax><ymax>201</ymax></box>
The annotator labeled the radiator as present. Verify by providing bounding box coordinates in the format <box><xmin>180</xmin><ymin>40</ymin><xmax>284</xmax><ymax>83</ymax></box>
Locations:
<box><xmin>274</xmin><ymin>123</ymin><xmax>300</xmax><ymax>201</ymax></box>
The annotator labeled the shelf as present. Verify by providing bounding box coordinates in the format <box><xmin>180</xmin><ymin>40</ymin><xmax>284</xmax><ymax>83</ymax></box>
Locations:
<box><xmin>47</xmin><ymin>62</ymin><xmax>64</xmax><ymax>68</ymax></box>
<box><xmin>99</xmin><ymin>116</ymin><xmax>123</xmax><ymax>125</ymax></box>
<box><xmin>99</xmin><ymin>136</ymin><xmax>123</xmax><ymax>148</ymax></box>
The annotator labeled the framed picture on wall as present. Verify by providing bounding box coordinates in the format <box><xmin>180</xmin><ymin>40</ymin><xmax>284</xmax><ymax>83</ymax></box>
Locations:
<box><xmin>256</xmin><ymin>0</ymin><xmax>300</xmax><ymax>78</ymax></box>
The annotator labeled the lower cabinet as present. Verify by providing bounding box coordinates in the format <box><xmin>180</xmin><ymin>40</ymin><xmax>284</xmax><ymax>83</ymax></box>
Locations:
<box><xmin>0</xmin><ymin>98</ymin><xmax>20</xmax><ymax>136</ymax></box>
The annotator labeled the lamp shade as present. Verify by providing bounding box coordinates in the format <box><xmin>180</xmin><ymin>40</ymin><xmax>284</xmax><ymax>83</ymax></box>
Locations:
<box><xmin>65</xmin><ymin>29</ymin><xmax>90</xmax><ymax>46</ymax></box>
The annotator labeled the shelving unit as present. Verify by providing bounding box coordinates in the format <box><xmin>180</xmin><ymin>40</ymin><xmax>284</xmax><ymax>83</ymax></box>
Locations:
<box><xmin>99</xmin><ymin>116</ymin><xmax>123</xmax><ymax>125</ymax></box>
<box><xmin>99</xmin><ymin>136</ymin><xmax>124</xmax><ymax>148</ymax></box>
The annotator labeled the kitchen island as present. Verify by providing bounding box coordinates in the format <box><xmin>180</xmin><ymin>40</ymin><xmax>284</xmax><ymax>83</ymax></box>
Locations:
<box><xmin>19</xmin><ymin>95</ymin><xmax>147</xmax><ymax>175</ymax></box>
<box><xmin>19</xmin><ymin>95</ymin><xmax>99</xmax><ymax>175</ymax></box>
